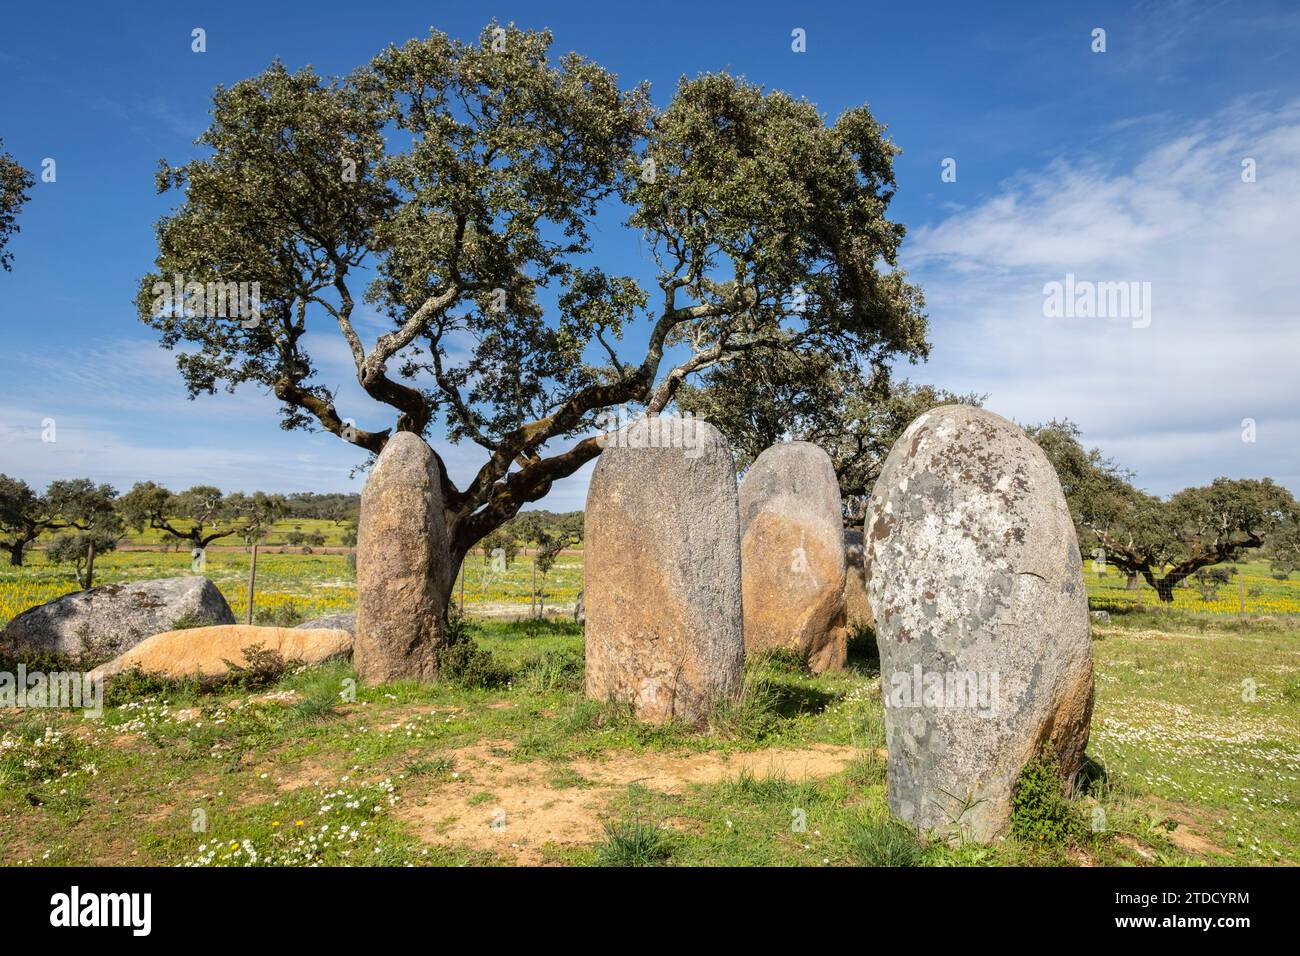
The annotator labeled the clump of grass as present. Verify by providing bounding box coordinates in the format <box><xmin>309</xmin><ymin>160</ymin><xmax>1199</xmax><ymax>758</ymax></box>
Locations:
<box><xmin>846</xmin><ymin>815</ymin><xmax>925</xmax><ymax>866</ymax></box>
<box><xmin>103</xmin><ymin>666</ymin><xmax>202</xmax><ymax>706</ymax></box>
<box><xmin>1010</xmin><ymin>749</ymin><xmax>1084</xmax><ymax>845</ymax></box>
<box><xmin>547</xmin><ymin>766</ymin><xmax>591</xmax><ymax>789</ymax></box>
<box><xmin>708</xmin><ymin>663</ymin><xmax>783</xmax><ymax>740</ymax></box>
<box><xmin>290</xmin><ymin>686</ymin><xmax>340</xmax><ymax>721</ymax></box>
<box><xmin>747</xmin><ymin>647</ymin><xmax>810</xmax><ymax>675</ymax></box>
<box><xmin>717</xmin><ymin>768</ymin><xmax>821</xmax><ymax>810</ymax></box>
<box><xmin>556</xmin><ymin>697</ymin><xmax>619</xmax><ymax>735</ymax></box>
<box><xmin>1281</xmin><ymin>676</ymin><xmax>1300</xmax><ymax>704</ymax></box>
<box><xmin>517</xmin><ymin>648</ymin><xmax>583</xmax><ymax>692</ymax></box>
<box><xmin>283</xmin><ymin>666</ymin><xmax>348</xmax><ymax>721</ymax></box>
<box><xmin>405</xmin><ymin>756</ymin><xmax>455</xmax><ymax>778</ymax></box>
<box><xmin>439</xmin><ymin>612</ymin><xmax>513</xmax><ymax>689</ymax></box>
<box><xmin>842</xmin><ymin>749</ymin><xmax>886</xmax><ymax>788</ymax></box>
<box><xmin>595</xmin><ymin>818</ymin><xmax>671</xmax><ymax>866</ymax></box>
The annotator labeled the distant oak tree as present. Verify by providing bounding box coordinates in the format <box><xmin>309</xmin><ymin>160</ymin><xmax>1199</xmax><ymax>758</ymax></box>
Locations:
<box><xmin>119</xmin><ymin>483</ymin><xmax>288</xmax><ymax>552</ymax></box>
<box><xmin>0</xmin><ymin>476</ymin><xmax>116</xmax><ymax>568</ymax></box>
<box><xmin>1030</xmin><ymin>421</ymin><xmax>1297</xmax><ymax>602</ymax></box>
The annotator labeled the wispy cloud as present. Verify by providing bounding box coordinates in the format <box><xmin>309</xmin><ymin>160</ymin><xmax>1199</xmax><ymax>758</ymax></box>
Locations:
<box><xmin>906</xmin><ymin>97</ymin><xmax>1300</xmax><ymax>495</ymax></box>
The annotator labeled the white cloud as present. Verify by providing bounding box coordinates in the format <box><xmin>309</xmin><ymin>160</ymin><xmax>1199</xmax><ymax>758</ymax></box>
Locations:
<box><xmin>905</xmin><ymin>97</ymin><xmax>1300</xmax><ymax>495</ymax></box>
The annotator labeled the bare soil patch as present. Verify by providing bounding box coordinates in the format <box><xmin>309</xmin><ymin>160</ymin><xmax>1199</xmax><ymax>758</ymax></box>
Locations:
<box><xmin>396</xmin><ymin>741</ymin><xmax>857</xmax><ymax>864</ymax></box>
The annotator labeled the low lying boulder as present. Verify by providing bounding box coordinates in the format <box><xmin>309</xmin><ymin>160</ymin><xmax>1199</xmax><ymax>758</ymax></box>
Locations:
<box><xmin>295</xmin><ymin>613</ymin><xmax>356</xmax><ymax>637</ymax></box>
<box><xmin>1</xmin><ymin>576</ymin><xmax>234</xmax><ymax>661</ymax></box>
<box><xmin>89</xmin><ymin>624</ymin><xmax>353</xmax><ymax>683</ymax></box>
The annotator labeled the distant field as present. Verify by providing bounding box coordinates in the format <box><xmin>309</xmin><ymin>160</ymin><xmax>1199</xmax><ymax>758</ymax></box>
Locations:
<box><xmin>0</xmin><ymin>548</ymin><xmax>582</xmax><ymax>627</ymax></box>
<box><xmin>2</xmin><ymin>607</ymin><xmax>1296</xmax><ymax>866</ymax></box>
<box><xmin>2</xmin><ymin>541</ymin><xmax>1295</xmax><ymax>629</ymax></box>
<box><xmin>0</xmin><ymin>550</ymin><xmax>356</xmax><ymax>626</ymax></box>
<box><xmin>1086</xmin><ymin>560</ymin><xmax>1300</xmax><ymax>618</ymax></box>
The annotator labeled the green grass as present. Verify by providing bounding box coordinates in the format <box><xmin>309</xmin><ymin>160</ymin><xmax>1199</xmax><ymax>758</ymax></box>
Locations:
<box><xmin>595</xmin><ymin>818</ymin><xmax>673</xmax><ymax>866</ymax></box>
<box><xmin>1</xmin><ymin>608</ymin><xmax>1295</xmax><ymax>867</ymax></box>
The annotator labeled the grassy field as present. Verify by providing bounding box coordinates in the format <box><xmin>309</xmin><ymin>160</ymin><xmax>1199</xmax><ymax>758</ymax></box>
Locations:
<box><xmin>1087</xmin><ymin>561</ymin><xmax>1300</xmax><ymax>617</ymax></box>
<box><xmin>3</xmin><ymin>550</ymin><xmax>1293</xmax><ymax>630</ymax></box>
<box><xmin>0</xmin><ymin>549</ymin><xmax>582</xmax><ymax>627</ymax></box>
<box><xmin>0</xmin><ymin>550</ymin><xmax>1297</xmax><ymax>866</ymax></box>
<box><xmin>1</xmin><ymin>609</ymin><xmax>1297</xmax><ymax>866</ymax></box>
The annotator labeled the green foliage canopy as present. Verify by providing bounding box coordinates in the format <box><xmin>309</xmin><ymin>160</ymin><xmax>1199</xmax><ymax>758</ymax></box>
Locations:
<box><xmin>138</xmin><ymin>22</ymin><xmax>927</xmax><ymax>562</ymax></box>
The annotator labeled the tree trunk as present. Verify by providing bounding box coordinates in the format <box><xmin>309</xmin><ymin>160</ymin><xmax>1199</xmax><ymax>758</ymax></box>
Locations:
<box><xmin>8</xmin><ymin>544</ymin><xmax>23</xmax><ymax>566</ymax></box>
<box><xmin>1125</xmin><ymin>572</ymin><xmax>1139</xmax><ymax>591</ymax></box>
<box><xmin>85</xmin><ymin>539</ymin><xmax>96</xmax><ymax>590</ymax></box>
<box><xmin>1153</xmin><ymin>578</ymin><xmax>1176</xmax><ymax>603</ymax></box>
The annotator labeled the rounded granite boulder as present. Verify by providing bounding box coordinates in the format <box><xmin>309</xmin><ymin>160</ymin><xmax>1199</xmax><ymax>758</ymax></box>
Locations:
<box><xmin>866</xmin><ymin>404</ymin><xmax>1094</xmax><ymax>842</ymax></box>
<box><xmin>739</xmin><ymin>441</ymin><xmax>849</xmax><ymax>673</ymax></box>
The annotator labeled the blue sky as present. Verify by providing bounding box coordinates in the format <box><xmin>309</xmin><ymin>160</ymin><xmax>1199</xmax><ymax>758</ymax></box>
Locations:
<box><xmin>2</xmin><ymin>0</ymin><xmax>1298</xmax><ymax>509</ymax></box>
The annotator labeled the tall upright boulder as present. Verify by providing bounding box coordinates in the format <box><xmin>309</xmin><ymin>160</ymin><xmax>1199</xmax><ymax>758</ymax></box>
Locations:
<box><xmin>867</xmin><ymin>404</ymin><xmax>1093</xmax><ymax>842</ymax></box>
<box><xmin>584</xmin><ymin>416</ymin><xmax>744</xmax><ymax>727</ymax></box>
<box><xmin>739</xmin><ymin>441</ymin><xmax>849</xmax><ymax>673</ymax></box>
<box><xmin>354</xmin><ymin>432</ymin><xmax>449</xmax><ymax>684</ymax></box>
<box><xmin>843</xmin><ymin>529</ymin><xmax>874</xmax><ymax>631</ymax></box>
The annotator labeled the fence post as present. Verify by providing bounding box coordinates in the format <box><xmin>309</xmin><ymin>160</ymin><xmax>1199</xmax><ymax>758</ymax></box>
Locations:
<box><xmin>246</xmin><ymin>541</ymin><xmax>258</xmax><ymax>625</ymax></box>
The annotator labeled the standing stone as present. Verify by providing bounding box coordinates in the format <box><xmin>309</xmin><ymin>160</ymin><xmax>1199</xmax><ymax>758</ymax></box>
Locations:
<box><xmin>355</xmin><ymin>432</ymin><xmax>449</xmax><ymax>684</ymax></box>
<box><xmin>867</xmin><ymin>404</ymin><xmax>1093</xmax><ymax>842</ymax></box>
<box><xmin>842</xmin><ymin>528</ymin><xmax>874</xmax><ymax>631</ymax></box>
<box><xmin>739</xmin><ymin>442</ymin><xmax>849</xmax><ymax>673</ymax></box>
<box><xmin>584</xmin><ymin>417</ymin><xmax>744</xmax><ymax>727</ymax></box>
